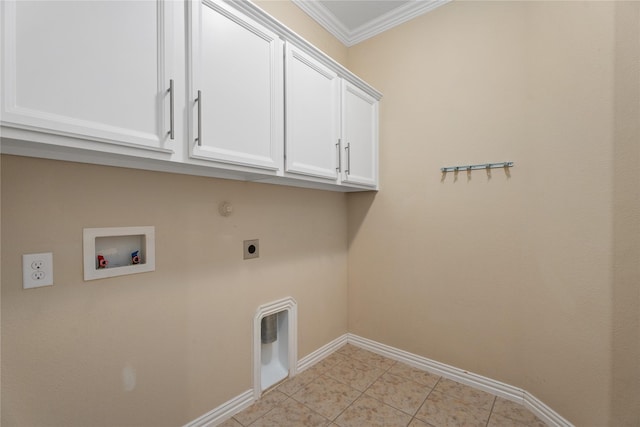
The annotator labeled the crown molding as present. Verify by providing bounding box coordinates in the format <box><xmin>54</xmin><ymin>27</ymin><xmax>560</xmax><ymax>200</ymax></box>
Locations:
<box><xmin>292</xmin><ymin>0</ymin><xmax>450</xmax><ymax>47</ymax></box>
<box><xmin>292</xmin><ymin>0</ymin><xmax>351</xmax><ymax>44</ymax></box>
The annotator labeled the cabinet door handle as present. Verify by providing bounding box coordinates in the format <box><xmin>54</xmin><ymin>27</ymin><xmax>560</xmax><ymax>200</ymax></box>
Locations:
<box><xmin>196</xmin><ymin>90</ymin><xmax>202</xmax><ymax>146</ymax></box>
<box><xmin>345</xmin><ymin>143</ymin><xmax>351</xmax><ymax>175</ymax></box>
<box><xmin>336</xmin><ymin>140</ymin><xmax>341</xmax><ymax>172</ymax></box>
<box><xmin>167</xmin><ymin>79</ymin><xmax>175</xmax><ymax>140</ymax></box>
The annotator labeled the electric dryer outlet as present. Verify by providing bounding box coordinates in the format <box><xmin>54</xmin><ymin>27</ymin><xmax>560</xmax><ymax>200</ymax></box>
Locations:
<box><xmin>243</xmin><ymin>239</ymin><xmax>259</xmax><ymax>260</ymax></box>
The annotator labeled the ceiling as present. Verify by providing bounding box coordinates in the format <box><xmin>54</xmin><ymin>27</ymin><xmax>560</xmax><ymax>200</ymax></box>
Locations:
<box><xmin>292</xmin><ymin>0</ymin><xmax>450</xmax><ymax>46</ymax></box>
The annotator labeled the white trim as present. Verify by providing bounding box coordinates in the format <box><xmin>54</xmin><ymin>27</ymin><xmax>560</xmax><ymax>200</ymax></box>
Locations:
<box><xmin>297</xmin><ymin>334</ymin><xmax>348</xmax><ymax>372</ymax></box>
<box><xmin>349</xmin><ymin>0</ymin><xmax>450</xmax><ymax>46</ymax></box>
<box><xmin>524</xmin><ymin>391</ymin><xmax>574</xmax><ymax>427</ymax></box>
<box><xmin>253</xmin><ymin>297</ymin><xmax>298</xmax><ymax>400</ymax></box>
<box><xmin>184</xmin><ymin>332</ymin><xmax>573</xmax><ymax>427</ymax></box>
<box><xmin>346</xmin><ymin>334</ymin><xmax>574</xmax><ymax>427</ymax></box>
<box><xmin>182</xmin><ymin>389</ymin><xmax>253</xmax><ymax>427</ymax></box>
<box><xmin>235</xmin><ymin>0</ymin><xmax>382</xmax><ymax>100</ymax></box>
<box><xmin>346</xmin><ymin>334</ymin><xmax>522</xmax><ymax>402</ymax></box>
<box><xmin>292</xmin><ymin>0</ymin><xmax>451</xmax><ymax>47</ymax></box>
<box><xmin>291</xmin><ymin>0</ymin><xmax>350</xmax><ymax>45</ymax></box>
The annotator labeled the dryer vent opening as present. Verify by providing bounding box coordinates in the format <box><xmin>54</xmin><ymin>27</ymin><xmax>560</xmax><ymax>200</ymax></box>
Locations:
<box><xmin>254</xmin><ymin>297</ymin><xmax>297</xmax><ymax>397</ymax></box>
<box><xmin>261</xmin><ymin>313</ymin><xmax>278</xmax><ymax>344</ymax></box>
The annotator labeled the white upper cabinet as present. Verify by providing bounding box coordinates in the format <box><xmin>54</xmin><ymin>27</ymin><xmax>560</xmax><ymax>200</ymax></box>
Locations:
<box><xmin>1</xmin><ymin>0</ymin><xmax>381</xmax><ymax>191</ymax></box>
<box><xmin>341</xmin><ymin>81</ymin><xmax>379</xmax><ymax>188</ymax></box>
<box><xmin>188</xmin><ymin>0</ymin><xmax>283</xmax><ymax>172</ymax></box>
<box><xmin>1</xmin><ymin>0</ymin><xmax>174</xmax><ymax>153</ymax></box>
<box><xmin>285</xmin><ymin>43</ymin><xmax>340</xmax><ymax>181</ymax></box>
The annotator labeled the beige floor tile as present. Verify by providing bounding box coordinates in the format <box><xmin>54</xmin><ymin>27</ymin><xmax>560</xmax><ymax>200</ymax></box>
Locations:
<box><xmin>532</xmin><ymin>415</ymin><xmax>548</xmax><ymax>426</ymax></box>
<box><xmin>432</xmin><ymin>378</ymin><xmax>495</xmax><ymax>410</ymax></box>
<box><xmin>349</xmin><ymin>348</ymin><xmax>396</xmax><ymax>370</ymax></box>
<box><xmin>487</xmin><ymin>411</ymin><xmax>548</xmax><ymax>427</ymax></box>
<box><xmin>325</xmin><ymin>357</ymin><xmax>385</xmax><ymax>391</ymax></box>
<box><xmin>276</xmin><ymin>366</ymin><xmax>322</xmax><ymax>396</ymax></box>
<box><xmin>491</xmin><ymin>397</ymin><xmax>547</xmax><ymax>426</ymax></box>
<box><xmin>313</xmin><ymin>352</ymin><xmax>350</xmax><ymax>373</ymax></box>
<box><xmin>333</xmin><ymin>395</ymin><xmax>413</xmax><ymax>427</ymax></box>
<box><xmin>415</xmin><ymin>390</ymin><xmax>491</xmax><ymax>427</ymax></box>
<box><xmin>387</xmin><ymin>362</ymin><xmax>441</xmax><ymax>389</ymax></box>
<box><xmin>249</xmin><ymin>398</ymin><xmax>330</xmax><ymax>427</ymax></box>
<box><xmin>216</xmin><ymin>417</ymin><xmax>243</xmax><ymax>427</ymax></box>
<box><xmin>292</xmin><ymin>375</ymin><xmax>361</xmax><ymax>420</ymax></box>
<box><xmin>223</xmin><ymin>349</ymin><xmax>548</xmax><ymax>427</ymax></box>
<box><xmin>232</xmin><ymin>390</ymin><xmax>288</xmax><ymax>426</ymax></box>
<box><xmin>365</xmin><ymin>372</ymin><xmax>432</xmax><ymax>415</ymax></box>
<box><xmin>336</xmin><ymin>344</ymin><xmax>360</xmax><ymax>358</ymax></box>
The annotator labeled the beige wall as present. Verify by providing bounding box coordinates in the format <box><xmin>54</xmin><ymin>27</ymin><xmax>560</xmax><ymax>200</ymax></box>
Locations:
<box><xmin>1</xmin><ymin>154</ymin><xmax>348</xmax><ymax>426</ymax></box>
<box><xmin>347</xmin><ymin>1</ymin><xmax>639</xmax><ymax>425</ymax></box>
<box><xmin>612</xmin><ymin>2</ymin><xmax>640</xmax><ymax>426</ymax></box>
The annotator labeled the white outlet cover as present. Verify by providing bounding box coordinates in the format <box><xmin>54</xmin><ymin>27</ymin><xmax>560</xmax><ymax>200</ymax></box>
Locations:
<box><xmin>22</xmin><ymin>252</ymin><xmax>53</xmax><ymax>289</ymax></box>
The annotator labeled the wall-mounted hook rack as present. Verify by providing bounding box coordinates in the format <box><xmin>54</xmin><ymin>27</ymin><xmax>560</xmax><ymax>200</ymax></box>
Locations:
<box><xmin>441</xmin><ymin>162</ymin><xmax>514</xmax><ymax>173</ymax></box>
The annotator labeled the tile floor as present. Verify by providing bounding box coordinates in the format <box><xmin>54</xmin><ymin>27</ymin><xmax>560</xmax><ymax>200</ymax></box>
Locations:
<box><xmin>219</xmin><ymin>344</ymin><xmax>547</xmax><ymax>427</ymax></box>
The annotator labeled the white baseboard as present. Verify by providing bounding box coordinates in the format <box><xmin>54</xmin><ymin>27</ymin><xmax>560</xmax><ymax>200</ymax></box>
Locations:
<box><xmin>346</xmin><ymin>333</ymin><xmax>573</xmax><ymax>427</ymax></box>
<box><xmin>297</xmin><ymin>334</ymin><xmax>348</xmax><ymax>372</ymax></box>
<box><xmin>181</xmin><ymin>335</ymin><xmax>349</xmax><ymax>427</ymax></box>
<box><xmin>182</xmin><ymin>389</ymin><xmax>253</xmax><ymax>427</ymax></box>
<box><xmin>184</xmin><ymin>332</ymin><xmax>573</xmax><ymax>427</ymax></box>
<box><xmin>346</xmin><ymin>334</ymin><xmax>523</xmax><ymax>402</ymax></box>
<box><xmin>524</xmin><ymin>391</ymin><xmax>574</xmax><ymax>427</ymax></box>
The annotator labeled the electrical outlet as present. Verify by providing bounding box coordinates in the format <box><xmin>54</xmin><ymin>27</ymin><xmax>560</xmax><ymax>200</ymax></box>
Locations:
<box><xmin>23</xmin><ymin>252</ymin><xmax>53</xmax><ymax>289</ymax></box>
<box><xmin>31</xmin><ymin>271</ymin><xmax>45</xmax><ymax>281</ymax></box>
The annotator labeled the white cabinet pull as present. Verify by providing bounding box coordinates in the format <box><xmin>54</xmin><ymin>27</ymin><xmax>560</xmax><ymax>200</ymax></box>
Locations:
<box><xmin>168</xmin><ymin>79</ymin><xmax>175</xmax><ymax>140</ymax></box>
<box><xmin>196</xmin><ymin>90</ymin><xmax>202</xmax><ymax>146</ymax></box>
<box><xmin>336</xmin><ymin>140</ymin><xmax>341</xmax><ymax>172</ymax></box>
<box><xmin>345</xmin><ymin>143</ymin><xmax>351</xmax><ymax>175</ymax></box>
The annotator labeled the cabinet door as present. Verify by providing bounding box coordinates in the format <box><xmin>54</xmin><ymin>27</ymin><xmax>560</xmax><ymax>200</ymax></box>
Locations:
<box><xmin>1</xmin><ymin>0</ymin><xmax>174</xmax><ymax>152</ymax></box>
<box><xmin>285</xmin><ymin>43</ymin><xmax>340</xmax><ymax>180</ymax></box>
<box><xmin>189</xmin><ymin>0</ymin><xmax>283</xmax><ymax>172</ymax></box>
<box><xmin>341</xmin><ymin>81</ymin><xmax>379</xmax><ymax>188</ymax></box>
